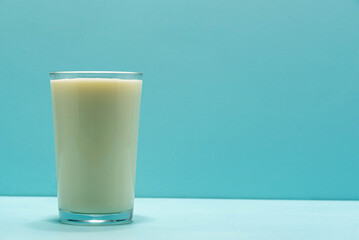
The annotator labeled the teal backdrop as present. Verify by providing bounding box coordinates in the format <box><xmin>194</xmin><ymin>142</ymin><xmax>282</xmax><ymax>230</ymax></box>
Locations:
<box><xmin>0</xmin><ymin>0</ymin><xmax>358</xmax><ymax>199</ymax></box>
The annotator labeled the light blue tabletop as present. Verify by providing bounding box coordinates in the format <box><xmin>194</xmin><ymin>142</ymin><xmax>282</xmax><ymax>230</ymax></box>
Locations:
<box><xmin>0</xmin><ymin>197</ymin><xmax>358</xmax><ymax>239</ymax></box>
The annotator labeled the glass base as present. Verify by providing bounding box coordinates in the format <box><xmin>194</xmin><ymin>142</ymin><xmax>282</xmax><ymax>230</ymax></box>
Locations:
<box><xmin>59</xmin><ymin>208</ymin><xmax>133</xmax><ymax>225</ymax></box>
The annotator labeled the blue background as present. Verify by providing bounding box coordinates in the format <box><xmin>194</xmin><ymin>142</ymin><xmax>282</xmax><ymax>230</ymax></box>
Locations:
<box><xmin>0</xmin><ymin>0</ymin><xmax>358</xmax><ymax>199</ymax></box>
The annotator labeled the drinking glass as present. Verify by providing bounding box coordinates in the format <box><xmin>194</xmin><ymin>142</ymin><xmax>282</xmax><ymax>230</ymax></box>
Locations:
<box><xmin>50</xmin><ymin>71</ymin><xmax>143</xmax><ymax>225</ymax></box>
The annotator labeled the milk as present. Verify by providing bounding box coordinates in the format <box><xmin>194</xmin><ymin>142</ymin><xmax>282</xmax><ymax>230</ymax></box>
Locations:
<box><xmin>51</xmin><ymin>78</ymin><xmax>142</xmax><ymax>214</ymax></box>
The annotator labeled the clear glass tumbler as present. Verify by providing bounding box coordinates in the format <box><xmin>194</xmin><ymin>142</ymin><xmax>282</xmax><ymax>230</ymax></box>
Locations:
<box><xmin>50</xmin><ymin>71</ymin><xmax>143</xmax><ymax>225</ymax></box>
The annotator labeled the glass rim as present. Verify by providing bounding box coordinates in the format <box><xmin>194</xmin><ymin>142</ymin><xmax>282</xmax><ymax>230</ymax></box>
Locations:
<box><xmin>50</xmin><ymin>71</ymin><xmax>143</xmax><ymax>75</ymax></box>
<box><xmin>50</xmin><ymin>71</ymin><xmax>143</xmax><ymax>80</ymax></box>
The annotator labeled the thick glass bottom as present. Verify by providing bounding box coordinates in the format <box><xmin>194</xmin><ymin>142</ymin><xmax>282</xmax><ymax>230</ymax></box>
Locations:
<box><xmin>59</xmin><ymin>208</ymin><xmax>133</xmax><ymax>225</ymax></box>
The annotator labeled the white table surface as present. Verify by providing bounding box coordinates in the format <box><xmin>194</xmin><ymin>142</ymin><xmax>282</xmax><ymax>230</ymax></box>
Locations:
<box><xmin>0</xmin><ymin>197</ymin><xmax>358</xmax><ymax>240</ymax></box>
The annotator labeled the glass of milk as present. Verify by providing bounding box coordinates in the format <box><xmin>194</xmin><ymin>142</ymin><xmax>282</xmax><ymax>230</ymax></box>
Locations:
<box><xmin>50</xmin><ymin>71</ymin><xmax>142</xmax><ymax>225</ymax></box>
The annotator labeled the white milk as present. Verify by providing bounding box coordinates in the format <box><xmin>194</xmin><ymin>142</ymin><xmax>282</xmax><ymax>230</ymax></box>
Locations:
<box><xmin>51</xmin><ymin>78</ymin><xmax>142</xmax><ymax>213</ymax></box>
